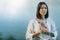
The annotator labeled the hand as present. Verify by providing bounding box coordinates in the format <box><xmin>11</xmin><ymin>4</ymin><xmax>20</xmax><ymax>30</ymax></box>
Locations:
<box><xmin>40</xmin><ymin>26</ymin><xmax>48</xmax><ymax>33</ymax></box>
<box><xmin>33</xmin><ymin>27</ymin><xmax>42</xmax><ymax>38</ymax></box>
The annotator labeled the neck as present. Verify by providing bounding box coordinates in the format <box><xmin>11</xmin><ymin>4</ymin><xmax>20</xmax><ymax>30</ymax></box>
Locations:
<box><xmin>36</xmin><ymin>17</ymin><xmax>44</xmax><ymax>22</ymax></box>
<box><xmin>42</xmin><ymin>16</ymin><xmax>45</xmax><ymax>20</ymax></box>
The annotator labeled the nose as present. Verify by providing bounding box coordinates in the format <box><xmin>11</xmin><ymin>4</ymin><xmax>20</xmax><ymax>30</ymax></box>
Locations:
<box><xmin>43</xmin><ymin>8</ymin><xmax>46</xmax><ymax>11</ymax></box>
<box><xmin>42</xmin><ymin>8</ymin><xmax>45</xmax><ymax>13</ymax></box>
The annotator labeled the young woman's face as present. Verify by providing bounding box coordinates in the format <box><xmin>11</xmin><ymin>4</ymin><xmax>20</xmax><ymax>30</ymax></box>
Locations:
<box><xmin>39</xmin><ymin>4</ymin><xmax>47</xmax><ymax>16</ymax></box>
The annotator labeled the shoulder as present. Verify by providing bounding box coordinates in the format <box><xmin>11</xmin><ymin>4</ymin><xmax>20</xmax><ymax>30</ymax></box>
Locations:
<box><xmin>47</xmin><ymin>18</ymin><xmax>55</xmax><ymax>25</ymax></box>
<box><xmin>28</xmin><ymin>19</ymin><xmax>35</xmax><ymax>23</ymax></box>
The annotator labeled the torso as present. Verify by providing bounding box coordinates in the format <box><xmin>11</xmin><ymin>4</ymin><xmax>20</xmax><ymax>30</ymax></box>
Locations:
<box><xmin>31</xmin><ymin>18</ymin><xmax>52</xmax><ymax>40</ymax></box>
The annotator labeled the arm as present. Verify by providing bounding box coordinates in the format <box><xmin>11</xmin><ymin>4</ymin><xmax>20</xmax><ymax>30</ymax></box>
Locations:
<box><xmin>25</xmin><ymin>20</ymin><xmax>33</xmax><ymax>40</ymax></box>
<box><xmin>50</xmin><ymin>21</ymin><xmax>57</xmax><ymax>40</ymax></box>
<box><xmin>25</xmin><ymin>20</ymin><xmax>41</xmax><ymax>40</ymax></box>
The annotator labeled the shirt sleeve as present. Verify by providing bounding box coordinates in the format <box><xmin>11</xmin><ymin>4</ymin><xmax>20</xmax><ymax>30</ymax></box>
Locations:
<box><xmin>25</xmin><ymin>20</ymin><xmax>33</xmax><ymax>40</ymax></box>
<box><xmin>50</xmin><ymin>21</ymin><xmax>58</xmax><ymax>40</ymax></box>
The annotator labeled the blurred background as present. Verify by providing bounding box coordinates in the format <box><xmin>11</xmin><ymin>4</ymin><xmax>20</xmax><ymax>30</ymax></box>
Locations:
<box><xmin>0</xmin><ymin>0</ymin><xmax>60</xmax><ymax>40</ymax></box>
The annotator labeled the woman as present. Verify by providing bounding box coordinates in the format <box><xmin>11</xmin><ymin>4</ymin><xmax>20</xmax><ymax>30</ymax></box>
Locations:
<box><xmin>26</xmin><ymin>2</ymin><xmax>57</xmax><ymax>40</ymax></box>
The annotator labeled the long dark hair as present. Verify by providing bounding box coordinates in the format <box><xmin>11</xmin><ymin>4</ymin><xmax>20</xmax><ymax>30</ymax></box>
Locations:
<box><xmin>36</xmin><ymin>2</ymin><xmax>49</xmax><ymax>19</ymax></box>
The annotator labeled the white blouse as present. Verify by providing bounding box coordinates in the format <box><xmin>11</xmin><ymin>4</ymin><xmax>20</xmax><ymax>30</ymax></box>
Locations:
<box><xmin>25</xmin><ymin>18</ymin><xmax>57</xmax><ymax>40</ymax></box>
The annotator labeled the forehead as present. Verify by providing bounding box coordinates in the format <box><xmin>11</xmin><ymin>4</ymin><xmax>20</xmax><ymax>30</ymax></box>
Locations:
<box><xmin>41</xmin><ymin>4</ymin><xmax>46</xmax><ymax>7</ymax></box>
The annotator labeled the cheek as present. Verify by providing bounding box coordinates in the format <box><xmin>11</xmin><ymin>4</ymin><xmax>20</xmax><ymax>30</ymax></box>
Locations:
<box><xmin>45</xmin><ymin>9</ymin><xmax>47</xmax><ymax>14</ymax></box>
<box><xmin>40</xmin><ymin>9</ymin><xmax>45</xmax><ymax>15</ymax></box>
<box><xmin>39</xmin><ymin>9</ymin><xmax>43</xmax><ymax>13</ymax></box>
